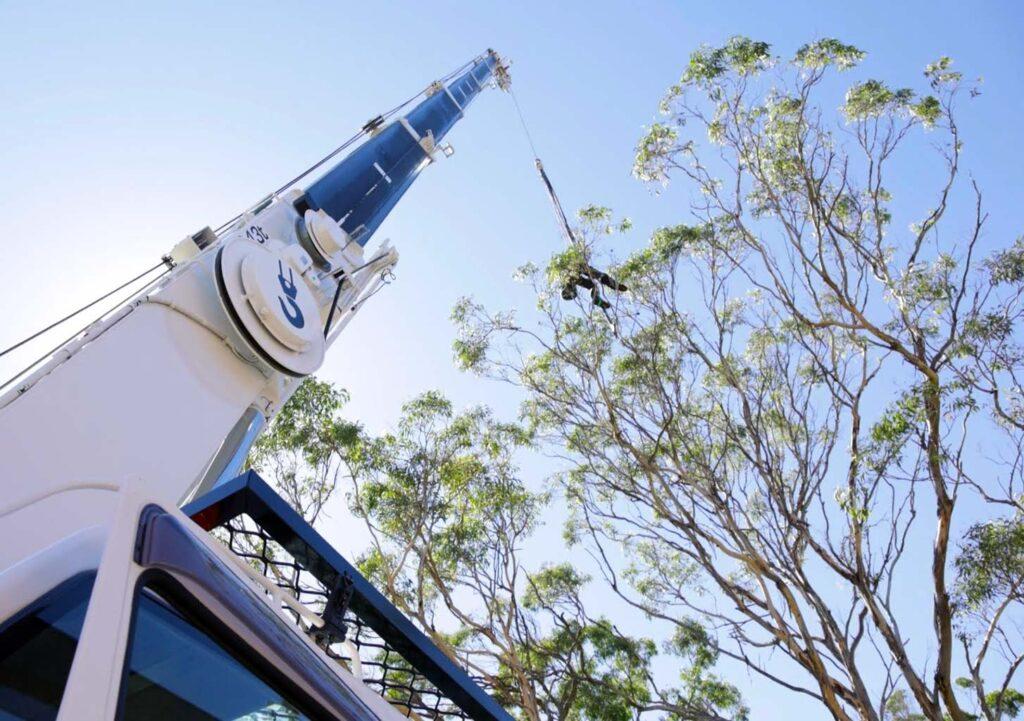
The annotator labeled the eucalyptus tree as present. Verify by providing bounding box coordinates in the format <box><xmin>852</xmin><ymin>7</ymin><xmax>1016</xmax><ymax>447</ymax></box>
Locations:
<box><xmin>452</xmin><ymin>37</ymin><xmax>1024</xmax><ymax>721</ymax></box>
<box><xmin>248</xmin><ymin>377</ymin><xmax>360</xmax><ymax>523</ymax></box>
<box><xmin>346</xmin><ymin>391</ymin><xmax>745</xmax><ymax>721</ymax></box>
<box><xmin>248</xmin><ymin>382</ymin><xmax>746</xmax><ymax>721</ymax></box>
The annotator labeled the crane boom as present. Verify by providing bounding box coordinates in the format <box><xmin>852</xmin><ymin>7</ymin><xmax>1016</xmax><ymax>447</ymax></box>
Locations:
<box><xmin>0</xmin><ymin>49</ymin><xmax>513</xmax><ymax>721</ymax></box>
<box><xmin>303</xmin><ymin>52</ymin><xmax>505</xmax><ymax>247</ymax></box>
<box><xmin>0</xmin><ymin>50</ymin><xmax>509</xmax><ymax>567</ymax></box>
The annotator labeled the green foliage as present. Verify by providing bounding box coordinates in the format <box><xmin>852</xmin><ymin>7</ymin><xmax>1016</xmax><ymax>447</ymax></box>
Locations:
<box><xmin>351</xmin><ymin>390</ymin><xmax>537</xmax><ymax>576</ymax></box>
<box><xmin>523</xmin><ymin>563</ymin><xmax>589</xmax><ymax>610</ymax></box>
<box><xmin>542</xmin><ymin>207</ymin><xmax>633</xmax><ymax>290</ymax></box>
<box><xmin>633</xmin><ymin>123</ymin><xmax>680</xmax><ymax>182</ymax></box>
<box><xmin>842</xmin><ymin>77</ymin><xmax>942</xmax><ymax>127</ymax></box>
<box><xmin>955</xmin><ymin>518</ymin><xmax>1024</xmax><ymax>611</ymax></box>
<box><xmin>547</xmin><ymin>243</ymin><xmax>589</xmax><ymax>287</ymax></box>
<box><xmin>683</xmin><ymin>36</ymin><xmax>773</xmax><ymax>86</ymax></box>
<box><xmin>451</xmin><ymin>296</ymin><xmax>502</xmax><ymax>374</ymax></box>
<box><xmin>344</xmin><ymin>391</ymin><xmax>743</xmax><ymax>721</ymax></box>
<box><xmin>962</xmin><ymin>312</ymin><xmax>1014</xmax><ymax>345</ymax></box>
<box><xmin>869</xmin><ymin>390</ymin><xmax>923</xmax><ymax>446</ymax></box>
<box><xmin>617</xmin><ymin>224</ymin><xmax>708</xmax><ymax>284</ymax></box>
<box><xmin>910</xmin><ymin>95</ymin><xmax>942</xmax><ymax>127</ymax></box>
<box><xmin>794</xmin><ymin>38</ymin><xmax>865</xmax><ymax>70</ymax></box>
<box><xmin>925</xmin><ymin>56</ymin><xmax>963</xmax><ymax>87</ymax></box>
<box><xmin>842</xmin><ymin>79</ymin><xmax>914</xmax><ymax>121</ymax></box>
<box><xmin>987</xmin><ymin>238</ymin><xmax>1024</xmax><ymax>286</ymax></box>
<box><xmin>500</xmin><ymin>616</ymin><xmax>659</xmax><ymax>721</ymax></box>
<box><xmin>452</xmin><ymin>336</ymin><xmax>487</xmax><ymax>373</ymax></box>
<box><xmin>247</xmin><ymin>377</ymin><xmax>360</xmax><ymax>521</ymax></box>
<box><xmin>885</xmin><ymin>689</ymin><xmax>927</xmax><ymax>721</ymax></box>
<box><xmin>667</xmin><ymin>620</ymin><xmax>746</xmax><ymax>719</ymax></box>
<box><xmin>986</xmin><ymin>689</ymin><xmax>1024</xmax><ymax>719</ymax></box>
<box><xmin>251</xmin><ymin>378</ymin><xmax>356</xmax><ymax>467</ymax></box>
<box><xmin>576</xmin><ymin>204</ymin><xmax>627</xmax><ymax>230</ymax></box>
<box><xmin>756</xmin><ymin>91</ymin><xmax>809</xmax><ymax>192</ymax></box>
<box><xmin>452</xmin><ymin>32</ymin><xmax>1014</xmax><ymax>721</ymax></box>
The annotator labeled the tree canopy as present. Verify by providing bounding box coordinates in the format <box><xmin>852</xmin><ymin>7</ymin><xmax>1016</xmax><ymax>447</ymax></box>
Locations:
<box><xmin>251</xmin><ymin>385</ymin><xmax>745</xmax><ymax>721</ymax></box>
<box><xmin>249</xmin><ymin>35</ymin><xmax>1024</xmax><ymax>721</ymax></box>
<box><xmin>454</xmin><ymin>36</ymin><xmax>1024</xmax><ymax>721</ymax></box>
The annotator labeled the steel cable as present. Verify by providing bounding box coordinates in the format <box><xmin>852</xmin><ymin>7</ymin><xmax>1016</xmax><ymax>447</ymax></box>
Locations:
<box><xmin>214</xmin><ymin>54</ymin><xmax>487</xmax><ymax>236</ymax></box>
<box><xmin>0</xmin><ymin>260</ymin><xmax>168</xmax><ymax>360</ymax></box>
<box><xmin>0</xmin><ymin>262</ymin><xmax>171</xmax><ymax>393</ymax></box>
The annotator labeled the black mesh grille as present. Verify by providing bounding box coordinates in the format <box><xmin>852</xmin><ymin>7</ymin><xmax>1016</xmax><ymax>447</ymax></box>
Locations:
<box><xmin>216</xmin><ymin>514</ymin><xmax>474</xmax><ymax>721</ymax></box>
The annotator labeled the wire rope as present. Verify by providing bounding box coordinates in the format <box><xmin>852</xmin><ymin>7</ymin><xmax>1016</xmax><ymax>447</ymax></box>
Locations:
<box><xmin>0</xmin><ymin>264</ymin><xmax>172</xmax><ymax>393</ymax></box>
<box><xmin>0</xmin><ymin>53</ymin><xmax>492</xmax><ymax>389</ymax></box>
<box><xmin>0</xmin><ymin>260</ymin><xmax>167</xmax><ymax>360</ymax></box>
<box><xmin>213</xmin><ymin>55</ymin><xmax>486</xmax><ymax>236</ymax></box>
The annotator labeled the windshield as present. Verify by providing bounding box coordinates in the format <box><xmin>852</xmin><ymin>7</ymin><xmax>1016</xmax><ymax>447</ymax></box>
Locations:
<box><xmin>0</xmin><ymin>573</ymin><xmax>95</xmax><ymax>721</ymax></box>
<box><xmin>120</xmin><ymin>587</ymin><xmax>316</xmax><ymax>721</ymax></box>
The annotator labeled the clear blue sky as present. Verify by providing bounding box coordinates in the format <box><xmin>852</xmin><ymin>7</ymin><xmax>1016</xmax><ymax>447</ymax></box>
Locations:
<box><xmin>2</xmin><ymin>2</ymin><xmax>1022</xmax><ymax>718</ymax></box>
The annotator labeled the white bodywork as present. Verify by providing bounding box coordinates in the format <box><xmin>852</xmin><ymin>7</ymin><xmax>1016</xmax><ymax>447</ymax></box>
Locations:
<box><xmin>0</xmin><ymin>189</ymin><xmax>395</xmax><ymax>520</ymax></box>
<box><xmin>0</xmin><ymin>480</ymin><xmax>407</xmax><ymax>719</ymax></box>
<box><xmin>0</xmin><ymin>188</ymin><xmax>402</xmax><ymax>719</ymax></box>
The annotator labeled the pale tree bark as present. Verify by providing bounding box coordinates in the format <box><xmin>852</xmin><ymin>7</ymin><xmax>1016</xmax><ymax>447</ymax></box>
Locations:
<box><xmin>454</xmin><ymin>39</ymin><xmax>1022</xmax><ymax>721</ymax></box>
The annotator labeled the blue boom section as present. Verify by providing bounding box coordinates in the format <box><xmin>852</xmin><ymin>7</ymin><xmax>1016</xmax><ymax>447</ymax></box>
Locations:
<box><xmin>304</xmin><ymin>52</ymin><xmax>499</xmax><ymax>246</ymax></box>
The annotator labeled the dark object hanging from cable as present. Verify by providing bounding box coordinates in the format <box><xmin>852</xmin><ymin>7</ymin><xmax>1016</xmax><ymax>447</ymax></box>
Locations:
<box><xmin>560</xmin><ymin>266</ymin><xmax>628</xmax><ymax>310</ymax></box>
<box><xmin>534</xmin><ymin>158</ymin><xmax>627</xmax><ymax>309</ymax></box>
<box><xmin>511</xmin><ymin>88</ymin><xmax>626</xmax><ymax>310</ymax></box>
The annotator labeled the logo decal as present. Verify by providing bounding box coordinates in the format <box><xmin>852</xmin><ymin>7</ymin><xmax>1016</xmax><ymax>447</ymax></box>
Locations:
<box><xmin>276</xmin><ymin>261</ymin><xmax>305</xmax><ymax>329</ymax></box>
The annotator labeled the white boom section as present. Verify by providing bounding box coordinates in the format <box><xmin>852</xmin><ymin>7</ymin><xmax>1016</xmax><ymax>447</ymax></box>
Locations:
<box><xmin>0</xmin><ymin>190</ymin><xmax>396</xmax><ymax>574</ymax></box>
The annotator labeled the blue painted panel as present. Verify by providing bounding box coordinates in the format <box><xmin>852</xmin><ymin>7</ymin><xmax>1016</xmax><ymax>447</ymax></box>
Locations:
<box><xmin>304</xmin><ymin>53</ymin><xmax>497</xmax><ymax>246</ymax></box>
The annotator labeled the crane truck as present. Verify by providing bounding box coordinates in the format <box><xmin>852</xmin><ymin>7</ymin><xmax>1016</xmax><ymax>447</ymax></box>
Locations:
<box><xmin>0</xmin><ymin>50</ymin><xmax>515</xmax><ymax>721</ymax></box>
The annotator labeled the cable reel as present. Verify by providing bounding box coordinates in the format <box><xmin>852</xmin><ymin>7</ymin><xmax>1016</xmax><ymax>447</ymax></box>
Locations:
<box><xmin>216</xmin><ymin>238</ymin><xmax>326</xmax><ymax>377</ymax></box>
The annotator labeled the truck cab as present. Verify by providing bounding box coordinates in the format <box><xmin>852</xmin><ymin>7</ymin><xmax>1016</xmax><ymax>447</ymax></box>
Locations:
<box><xmin>0</xmin><ymin>471</ymin><xmax>509</xmax><ymax>721</ymax></box>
